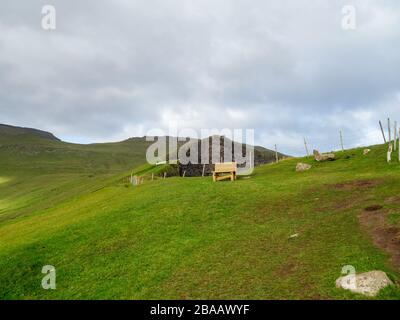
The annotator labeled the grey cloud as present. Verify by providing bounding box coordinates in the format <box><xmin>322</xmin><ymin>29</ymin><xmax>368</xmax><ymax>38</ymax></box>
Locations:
<box><xmin>0</xmin><ymin>0</ymin><xmax>399</xmax><ymax>154</ymax></box>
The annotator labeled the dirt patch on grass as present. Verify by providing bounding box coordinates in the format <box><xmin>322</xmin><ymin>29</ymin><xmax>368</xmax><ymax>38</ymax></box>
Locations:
<box><xmin>359</xmin><ymin>207</ymin><xmax>400</xmax><ymax>270</ymax></box>
<box><xmin>326</xmin><ymin>179</ymin><xmax>383</xmax><ymax>211</ymax></box>
<box><xmin>385</xmin><ymin>196</ymin><xmax>400</xmax><ymax>205</ymax></box>
<box><xmin>331</xmin><ymin>196</ymin><xmax>373</xmax><ymax>211</ymax></box>
<box><xmin>364</xmin><ymin>205</ymin><xmax>383</xmax><ymax>212</ymax></box>
<box><xmin>275</xmin><ymin>261</ymin><xmax>299</xmax><ymax>277</ymax></box>
<box><xmin>333</xmin><ymin>179</ymin><xmax>383</xmax><ymax>191</ymax></box>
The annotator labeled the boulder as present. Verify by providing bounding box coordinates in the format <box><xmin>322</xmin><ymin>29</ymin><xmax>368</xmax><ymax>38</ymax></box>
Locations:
<box><xmin>296</xmin><ymin>163</ymin><xmax>312</xmax><ymax>172</ymax></box>
<box><xmin>313</xmin><ymin>150</ymin><xmax>335</xmax><ymax>162</ymax></box>
<box><xmin>335</xmin><ymin>270</ymin><xmax>393</xmax><ymax>297</ymax></box>
<box><xmin>363</xmin><ymin>149</ymin><xmax>371</xmax><ymax>155</ymax></box>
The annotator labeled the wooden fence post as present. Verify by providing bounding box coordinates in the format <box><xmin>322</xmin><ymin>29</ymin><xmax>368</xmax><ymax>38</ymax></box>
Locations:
<box><xmin>387</xmin><ymin>144</ymin><xmax>392</xmax><ymax>163</ymax></box>
<box><xmin>202</xmin><ymin>164</ymin><xmax>205</xmax><ymax>177</ymax></box>
<box><xmin>340</xmin><ymin>130</ymin><xmax>344</xmax><ymax>152</ymax></box>
<box><xmin>379</xmin><ymin>120</ymin><xmax>387</xmax><ymax>143</ymax></box>
<box><xmin>303</xmin><ymin>137</ymin><xmax>310</xmax><ymax>157</ymax></box>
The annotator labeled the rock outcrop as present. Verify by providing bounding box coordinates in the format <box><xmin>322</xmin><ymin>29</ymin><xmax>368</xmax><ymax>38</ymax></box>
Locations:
<box><xmin>313</xmin><ymin>150</ymin><xmax>335</xmax><ymax>162</ymax></box>
<box><xmin>335</xmin><ymin>270</ymin><xmax>393</xmax><ymax>297</ymax></box>
<box><xmin>296</xmin><ymin>163</ymin><xmax>312</xmax><ymax>172</ymax></box>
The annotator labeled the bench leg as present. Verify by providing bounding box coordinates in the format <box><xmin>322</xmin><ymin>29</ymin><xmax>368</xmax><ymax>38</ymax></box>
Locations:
<box><xmin>213</xmin><ymin>171</ymin><xmax>237</xmax><ymax>182</ymax></box>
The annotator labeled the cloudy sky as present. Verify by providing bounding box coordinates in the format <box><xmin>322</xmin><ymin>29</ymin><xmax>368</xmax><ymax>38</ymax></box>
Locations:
<box><xmin>0</xmin><ymin>0</ymin><xmax>399</xmax><ymax>155</ymax></box>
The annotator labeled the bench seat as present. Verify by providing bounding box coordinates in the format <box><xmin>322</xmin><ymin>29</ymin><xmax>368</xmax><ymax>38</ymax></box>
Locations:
<box><xmin>212</xmin><ymin>162</ymin><xmax>237</xmax><ymax>182</ymax></box>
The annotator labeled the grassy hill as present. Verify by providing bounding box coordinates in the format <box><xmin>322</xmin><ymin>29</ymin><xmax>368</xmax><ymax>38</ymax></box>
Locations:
<box><xmin>0</xmin><ymin>125</ymin><xmax>282</xmax><ymax>222</ymax></box>
<box><xmin>0</xmin><ymin>124</ymin><xmax>155</xmax><ymax>174</ymax></box>
<box><xmin>1</xmin><ymin>125</ymin><xmax>400</xmax><ymax>299</ymax></box>
<box><xmin>0</xmin><ymin>124</ymin><xmax>161</xmax><ymax>223</ymax></box>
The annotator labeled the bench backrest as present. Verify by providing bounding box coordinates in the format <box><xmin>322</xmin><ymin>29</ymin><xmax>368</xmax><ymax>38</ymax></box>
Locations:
<box><xmin>214</xmin><ymin>162</ymin><xmax>237</xmax><ymax>173</ymax></box>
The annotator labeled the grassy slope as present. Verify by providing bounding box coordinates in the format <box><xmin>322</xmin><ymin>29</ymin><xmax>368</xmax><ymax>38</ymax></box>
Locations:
<box><xmin>0</xmin><ymin>128</ymin><xmax>282</xmax><ymax>222</ymax></box>
<box><xmin>1</xmin><ymin>141</ymin><xmax>400</xmax><ymax>299</ymax></box>
<box><xmin>0</xmin><ymin>131</ymin><xmax>154</xmax><ymax>222</ymax></box>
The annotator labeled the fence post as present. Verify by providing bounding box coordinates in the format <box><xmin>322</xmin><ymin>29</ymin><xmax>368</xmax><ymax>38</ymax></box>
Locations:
<box><xmin>303</xmin><ymin>137</ymin><xmax>310</xmax><ymax>157</ymax></box>
<box><xmin>340</xmin><ymin>130</ymin><xmax>344</xmax><ymax>152</ymax></box>
<box><xmin>274</xmin><ymin>144</ymin><xmax>279</xmax><ymax>163</ymax></box>
<box><xmin>379</xmin><ymin>120</ymin><xmax>387</xmax><ymax>143</ymax></box>
<box><xmin>387</xmin><ymin>144</ymin><xmax>392</xmax><ymax>163</ymax></box>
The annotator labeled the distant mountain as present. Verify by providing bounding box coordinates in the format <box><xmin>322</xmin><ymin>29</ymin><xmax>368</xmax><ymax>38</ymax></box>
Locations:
<box><xmin>176</xmin><ymin>135</ymin><xmax>287</xmax><ymax>176</ymax></box>
<box><xmin>0</xmin><ymin>124</ymin><xmax>153</xmax><ymax>174</ymax></box>
<box><xmin>0</xmin><ymin>124</ymin><xmax>289</xmax><ymax>175</ymax></box>
<box><xmin>0</xmin><ymin>124</ymin><xmax>60</xmax><ymax>141</ymax></box>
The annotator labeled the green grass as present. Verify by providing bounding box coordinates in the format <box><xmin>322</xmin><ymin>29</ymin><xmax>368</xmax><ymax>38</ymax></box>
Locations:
<box><xmin>388</xmin><ymin>212</ymin><xmax>400</xmax><ymax>225</ymax></box>
<box><xmin>0</xmin><ymin>130</ymin><xmax>156</xmax><ymax>223</ymax></box>
<box><xmin>1</xmin><ymin>133</ymin><xmax>400</xmax><ymax>299</ymax></box>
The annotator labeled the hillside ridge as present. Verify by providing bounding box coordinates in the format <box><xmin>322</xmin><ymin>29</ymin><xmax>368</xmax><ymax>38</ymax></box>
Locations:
<box><xmin>0</xmin><ymin>123</ymin><xmax>60</xmax><ymax>141</ymax></box>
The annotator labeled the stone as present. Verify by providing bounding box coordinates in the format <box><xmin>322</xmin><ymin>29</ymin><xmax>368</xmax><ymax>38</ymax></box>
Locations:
<box><xmin>178</xmin><ymin>136</ymin><xmax>278</xmax><ymax>177</ymax></box>
<box><xmin>296</xmin><ymin>163</ymin><xmax>312</xmax><ymax>172</ymax></box>
<box><xmin>313</xmin><ymin>150</ymin><xmax>335</xmax><ymax>162</ymax></box>
<box><xmin>335</xmin><ymin>271</ymin><xmax>393</xmax><ymax>297</ymax></box>
<box><xmin>363</xmin><ymin>149</ymin><xmax>371</xmax><ymax>155</ymax></box>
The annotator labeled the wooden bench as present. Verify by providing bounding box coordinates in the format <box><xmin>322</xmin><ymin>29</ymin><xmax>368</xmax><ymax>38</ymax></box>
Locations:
<box><xmin>213</xmin><ymin>162</ymin><xmax>237</xmax><ymax>182</ymax></box>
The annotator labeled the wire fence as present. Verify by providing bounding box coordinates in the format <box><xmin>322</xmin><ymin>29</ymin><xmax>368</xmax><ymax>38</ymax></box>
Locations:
<box><xmin>271</xmin><ymin>122</ymin><xmax>396</xmax><ymax>158</ymax></box>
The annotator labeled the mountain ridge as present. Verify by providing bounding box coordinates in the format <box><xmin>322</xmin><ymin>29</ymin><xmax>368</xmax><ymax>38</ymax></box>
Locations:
<box><xmin>0</xmin><ymin>124</ymin><xmax>288</xmax><ymax>170</ymax></box>
<box><xmin>0</xmin><ymin>123</ymin><xmax>60</xmax><ymax>141</ymax></box>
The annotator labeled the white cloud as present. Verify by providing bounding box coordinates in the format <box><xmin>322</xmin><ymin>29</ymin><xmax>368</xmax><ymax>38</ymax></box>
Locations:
<box><xmin>0</xmin><ymin>0</ymin><xmax>399</xmax><ymax>154</ymax></box>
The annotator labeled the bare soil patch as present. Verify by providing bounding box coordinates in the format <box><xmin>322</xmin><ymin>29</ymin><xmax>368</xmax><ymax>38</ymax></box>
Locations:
<box><xmin>332</xmin><ymin>196</ymin><xmax>373</xmax><ymax>211</ymax></box>
<box><xmin>359</xmin><ymin>207</ymin><xmax>400</xmax><ymax>270</ymax></box>
<box><xmin>333</xmin><ymin>179</ymin><xmax>383</xmax><ymax>191</ymax></box>
<box><xmin>276</xmin><ymin>261</ymin><xmax>298</xmax><ymax>277</ymax></box>
<box><xmin>326</xmin><ymin>179</ymin><xmax>383</xmax><ymax>211</ymax></box>
<box><xmin>385</xmin><ymin>196</ymin><xmax>400</xmax><ymax>205</ymax></box>
<box><xmin>364</xmin><ymin>205</ymin><xmax>383</xmax><ymax>212</ymax></box>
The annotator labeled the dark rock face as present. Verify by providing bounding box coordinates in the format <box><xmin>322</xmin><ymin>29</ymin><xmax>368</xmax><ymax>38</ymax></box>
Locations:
<box><xmin>0</xmin><ymin>124</ymin><xmax>60</xmax><ymax>141</ymax></box>
<box><xmin>177</xmin><ymin>136</ymin><xmax>280</xmax><ymax>177</ymax></box>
